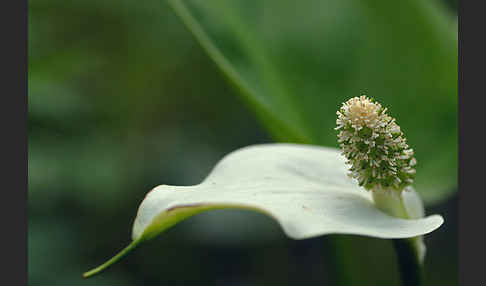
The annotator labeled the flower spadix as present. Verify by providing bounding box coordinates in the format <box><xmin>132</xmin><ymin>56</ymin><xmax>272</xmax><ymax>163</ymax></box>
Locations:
<box><xmin>84</xmin><ymin>102</ymin><xmax>443</xmax><ymax>278</ymax></box>
<box><xmin>336</xmin><ymin>95</ymin><xmax>431</xmax><ymax>262</ymax></box>
<box><xmin>336</xmin><ymin>96</ymin><xmax>416</xmax><ymax>193</ymax></box>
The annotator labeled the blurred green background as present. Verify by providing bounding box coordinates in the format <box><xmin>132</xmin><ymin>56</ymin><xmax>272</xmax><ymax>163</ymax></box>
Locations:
<box><xmin>28</xmin><ymin>0</ymin><xmax>458</xmax><ymax>285</ymax></box>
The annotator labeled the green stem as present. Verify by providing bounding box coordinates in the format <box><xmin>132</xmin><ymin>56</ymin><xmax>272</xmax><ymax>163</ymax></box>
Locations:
<box><xmin>372</xmin><ymin>190</ymin><xmax>425</xmax><ymax>286</ymax></box>
<box><xmin>82</xmin><ymin>239</ymin><xmax>141</xmax><ymax>278</ymax></box>
<box><xmin>393</xmin><ymin>238</ymin><xmax>424</xmax><ymax>286</ymax></box>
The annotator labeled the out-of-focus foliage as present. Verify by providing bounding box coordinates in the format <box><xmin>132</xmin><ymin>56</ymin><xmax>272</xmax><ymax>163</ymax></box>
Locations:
<box><xmin>28</xmin><ymin>0</ymin><xmax>458</xmax><ymax>286</ymax></box>
<box><xmin>170</xmin><ymin>0</ymin><xmax>457</xmax><ymax>205</ymax></box>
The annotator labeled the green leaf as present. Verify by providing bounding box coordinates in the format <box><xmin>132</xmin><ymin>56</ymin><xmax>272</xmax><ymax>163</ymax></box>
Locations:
<box><xmin>167</xmin><ymin>0</ymin><xmax>457</xmax><ymax>205</ymax></box>
<box><xmin>84</xmin><ymin>143</ymin><xmax>443</xmax><ymax>277</ymax></box>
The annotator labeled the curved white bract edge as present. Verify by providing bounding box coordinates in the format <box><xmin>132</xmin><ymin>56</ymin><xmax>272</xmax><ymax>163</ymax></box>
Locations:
<box><xmin>132</xmin><ymin>144</ymin><xmax>443</xmax><ymax>241</ymax></box>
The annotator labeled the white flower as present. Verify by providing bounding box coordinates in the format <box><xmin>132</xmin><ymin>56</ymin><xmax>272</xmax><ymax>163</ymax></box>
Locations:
<box><xmin>84</xmin><ymin>98</ymin><xmax>439</xmax><ymax>278</ymax></box>
<box><xmin>83</xmin><ymin>143</ymin><xmax>441</xmax><ymax>278</ymax></box>
<box><xmin>336</xmin><ymin>96</ymin><xmax>416</xmax><ymax>193</ymax></box>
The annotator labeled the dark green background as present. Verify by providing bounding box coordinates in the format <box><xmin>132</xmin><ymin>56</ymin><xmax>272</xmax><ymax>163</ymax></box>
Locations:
<box><xmin>28</xmin><ymin>0</ymin><xmax>458</xmax><ymax>285</ymax></box>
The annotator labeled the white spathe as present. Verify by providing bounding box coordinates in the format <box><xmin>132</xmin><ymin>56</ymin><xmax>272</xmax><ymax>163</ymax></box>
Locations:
<box><xmin>132</xmin><ymin>143</ymin><xmax>443</xmax><ymax>241</ymax></box>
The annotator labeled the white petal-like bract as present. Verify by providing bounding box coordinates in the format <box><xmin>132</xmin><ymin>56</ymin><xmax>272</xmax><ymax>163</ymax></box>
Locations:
<box><xmin>133</xmin><ymin>144</ymin><xmax>442</xmax><ymax>241</ymax></box>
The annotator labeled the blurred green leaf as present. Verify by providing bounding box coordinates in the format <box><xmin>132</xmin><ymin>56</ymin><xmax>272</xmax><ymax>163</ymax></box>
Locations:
<box><xmin>168</xmin><ymin>0</ymin><xmax>457</xmax><ymax>205</ymax></box>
